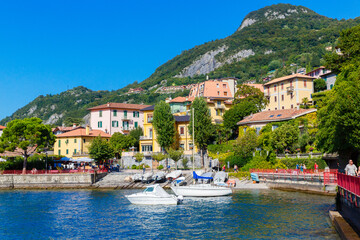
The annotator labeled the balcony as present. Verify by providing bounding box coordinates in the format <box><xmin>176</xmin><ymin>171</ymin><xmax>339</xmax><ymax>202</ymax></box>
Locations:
<box><xmin>140</xmin><ymin>136</ymin><xmax>152</xmax><ymax>140</ymax></box>
<box><xmin>72</xmin><ymin>152</ymin><xmax>89</xmax><ymax>157</ymax></box>
<box><xmin>215</xmin><ymin>105</ymin><xmax>225</xmax><ymax>109</ymax></box>
<box><xmin>123</xmin><ymin>115</ymin><xmax>129</xmax><ymax>120</ymax></box>
<box><xmin>287</xmin><ymin>86</ymin><xmax>294</xmax><ymax>92</ymax></box>
<box><xmin>264</xmin><ymin>92</ymin><xmax>270</xmax><ymax>98</ymax></box>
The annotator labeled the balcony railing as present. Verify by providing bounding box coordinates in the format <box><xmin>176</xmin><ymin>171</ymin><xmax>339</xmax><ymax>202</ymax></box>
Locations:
<box><xmin>140</xmin><ymin>136</ymin><xmax>152</xmax><ymax>140</ymax></box>
<box><xmin>264</xmin><ymin>92</ymin><xmax>270</xmax><ymax>97</ymax></box>
<box><xmin>215</xmin><ymin>105</ymin><xmax>225</xmax><ymax>109</ymax></box>
<box><xmin>287</xmin><ymin>86</ymin><xmax>294</xmax><ymax>92</ymax></box>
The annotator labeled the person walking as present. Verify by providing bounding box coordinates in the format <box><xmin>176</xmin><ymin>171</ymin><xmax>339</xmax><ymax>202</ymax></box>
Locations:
<box><xmin>222</xmin><ymin>165</ymin><xmax>226</xmax><ymax>172</ymax></box>
<box><xmin>143</xmin><ymin>165</ymin><xmax>146</xmax><ymax>174</ymax></box>
<box><xmin>234</xmin><ymin>165</ymin><xmax>238</xmax><ymax>173</ymax></box>
<box><xmin>314</xmin><ymin>162</ymin><xmax>318</xmax><ymax>173</ymax></box>
<box><xmin>300</xmin><ymin>164</ymin><xmax>303</xmax><ymax>174</ymax></box>
<box><xmin>345</xmin><ymin>160</ymin><xmax>357</xmax><ymax>176</ymax></box>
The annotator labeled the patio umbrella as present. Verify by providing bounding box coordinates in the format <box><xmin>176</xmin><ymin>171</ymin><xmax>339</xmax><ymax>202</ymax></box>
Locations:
<box><xmin>0</xmin><ymin>158</ymin><xmax>6</xmax><ymax>162</ymax></box>
<box><xmin>60</xmin><ymin>157</ymin><xmax>71</xmax><ymax>161</ymax></box>
<box><xmin>73</xmin><ymin>157</ymin><xmax>94</xmax><ymax>163</ymax></box>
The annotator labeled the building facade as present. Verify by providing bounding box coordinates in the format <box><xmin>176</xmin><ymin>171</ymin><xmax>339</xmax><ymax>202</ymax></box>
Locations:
<box><xmin>54</xmin><ymin>126</ymin><xmax>111</xmax><ymax>159</ymax></box>
<box><xmin>264</xmin><ymin>74</ymin><xmax>315</xmax><ymax>111</ymax></box>
<box><xmin>88</xmin><ymin>102</ymin><xmax>151</xmax><ymax>135</ymax></box>
<box><xmin>0</xmin><ymin>125</ymin><xmax>5</xmax><ymax>137</ymax></box>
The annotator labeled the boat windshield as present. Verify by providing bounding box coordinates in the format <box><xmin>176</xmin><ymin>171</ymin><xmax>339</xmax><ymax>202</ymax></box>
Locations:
<box><xmin>144</xmin><ymin>187</ymin><xmax>154</xmax><ymax>193</ymax></box>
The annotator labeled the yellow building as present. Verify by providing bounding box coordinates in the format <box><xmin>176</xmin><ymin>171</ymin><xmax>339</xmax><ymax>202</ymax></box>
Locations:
<box><xmin>139</xmin><ymin>105</ymin><xmax>196</xmax><ymax>155</ymax></box>
<box><xmin>54</xmin><ymin>126</ymin><xmax>111</xmax><ymax>158</ymax></box>
<box><xmin>264</xmin><ymin>74</ymin><xmax>315</xmax><ymax>111</ymax></box>
<box><xmin>205</xmin><ymin>98</ymin><xmax>232</xmax><ymax>124</ymax></box>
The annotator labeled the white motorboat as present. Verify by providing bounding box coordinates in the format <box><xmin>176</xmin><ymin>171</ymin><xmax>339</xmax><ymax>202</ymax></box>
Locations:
<box><xmin>133</xmin><ymin>173</ymin><xmax>142</xmax><ymax>182</ymax></box>
<box><xmin>152</xmin><ymin>171</ymin><xmax>166</xmax><ymax>183</ymax></box>
<box><xmin>172</xmin><ymin>176</ymin><xmax>187</xmax><ymax>186</ymax></box>
<box><xmin>214</xmin><ymin>171</ymin><xmax>228</xmax><ymax>186</ymax></box>
<box><xmin>141</xmin><ymin>172</ymin><xmax>153</xmax><ymax>183</ymax></box>
<box><xmin>166</xmin><ymin>170</ymin><xmax>182</xmax><ymax>181</ymax></box>
<box><xmin>126</xmin><ymin>184</ymin><xmax>183</xmax><ymax>205</ymax></box>
<box><xmin>171</xmin><ymin>184</ymin><xmax>232</xmax><ymax>197</ymax></box>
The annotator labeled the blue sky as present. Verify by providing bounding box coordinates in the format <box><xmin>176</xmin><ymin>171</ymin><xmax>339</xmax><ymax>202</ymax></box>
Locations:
<box><xmin>0</xmin><ymin>0</ymin><xmax>359</xmax><ymax>120</ymax></box>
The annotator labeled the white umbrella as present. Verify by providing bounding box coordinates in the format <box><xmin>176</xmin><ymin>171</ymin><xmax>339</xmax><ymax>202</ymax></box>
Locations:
<box><xmin>0</xmin><ymin>158</ymin><xmax>6</xmax><ymax>162</ymax></box>
<box><xmin>73</xmin><ymin>157</ymin><xmax>94</xmax><ymax>163</ymax></box>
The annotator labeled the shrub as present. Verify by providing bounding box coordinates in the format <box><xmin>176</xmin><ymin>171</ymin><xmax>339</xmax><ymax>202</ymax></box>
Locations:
<box><xmin>208</xmin><ymin>141</ymin><xmax>234</xmax><ymax>154</ymax></box>
<box><xmin>182</xmin><ymin>158</ymin><xmax>189</xmax><ymax>169</ymax></box>
<box><xmin>225</xmin><ymin>155</ymin><xmax>249</xmax><ymax>168</ymax></box>
<box><xmin>131</xmin><ymin>164</ymin><xmax>137</xmax><ymax>169</ymax></box>
<box><xmin>228</xmin><ymin>172</ymin><xmax>250</xmax><ymax>179</ymax></box>
<box><xmin>157</xmin><ymin>165</ymin><xmax>164</xmax><ymax>170</ymax></box>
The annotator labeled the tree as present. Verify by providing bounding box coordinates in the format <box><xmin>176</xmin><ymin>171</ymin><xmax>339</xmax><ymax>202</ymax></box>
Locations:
<box><xmin>189</xmin><ymin>97</ymin><xmax>214</xmax><ymax>167</ymax></box>
<box><xmin>152</xmin><ymin>152</ymin><xmax>167</xmax><ymax>168</ymax></box>
<box><xmin>110</xmin><ymin>133</ymin><xmax>136</xmax><ymax>159</ymax></box>
<box><xmin>89</xmin><ymin>136</ymin><xmax>114</xmax><ymax>164</ymax></box>
<box><xmin>134</xmin><ymin>152</ymin><xmax>144</xmax><ymax>166</ymax></box>
<box><xmin>152</xmin><ymin>101</ymin><xmax>176</xmax><ymax>151</ymax></box>
<box><xmin>268</xmin><ymin>60</ymin><xmax>282</xmax><ymax>71</ymax></box>
<box><xmin>167</xmin><ymin>148</ymin><xmax>183</xmax><ymax>170</ymax></box>
<box><xmin>0</xmin><ymin>118</ymin><xmax>55</xmax><ymax>174</ymax></box>
<box><xmin>233</xmin><ymin>128</ymin><xmax>258</xmax><ymax>166</ymax></box>
<box><xmin>129</xmin><ymin>127</ymin><xmax>143</xmax><ymax>149</ymax></box>
<box><xmin>271</xmin><ymin>123</ymin><xmax>299</xmax><ymax>153</ymax></box>
<box><xmin>318</xmin><ymin>25</ymin><xmax>360</xmax><ymax>166</ymax></box>
<box><xmin>223</xmin><ymin>101</ymin><xmax>258</xmax><ymax>137</ymax></box>
<box><xmin>314</xmin><ymin>78</ymin><xmax>327</xmax><ymax>92</ymax></box>
<box><xmin>233</xmin><ymin>84</ymin><xmax>269</xmax><ymax>109</ymax></box>
<box><xmin>301</xmin><ymin>97</ymin><xmax>310</xmax><ymax>109</ymax></box>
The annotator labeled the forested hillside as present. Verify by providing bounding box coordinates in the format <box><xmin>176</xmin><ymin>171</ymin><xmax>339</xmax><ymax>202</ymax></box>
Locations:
<box><xmin>2</xmin><ymin>3</ymin><xmax>360</xmax><ymax>126</ymax></box>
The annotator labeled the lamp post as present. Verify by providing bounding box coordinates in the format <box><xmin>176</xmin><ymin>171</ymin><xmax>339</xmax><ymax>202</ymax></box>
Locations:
<box><xmin>44</xmin><ymin>148</ymin><xmax>48</xmax><ymax>174</ymax></box>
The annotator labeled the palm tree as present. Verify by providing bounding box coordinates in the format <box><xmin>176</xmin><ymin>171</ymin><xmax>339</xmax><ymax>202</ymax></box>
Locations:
<box><xmin>302</xmin><ymin>97</ymin><xmax>309</xmax><ymax>109</ymax></box>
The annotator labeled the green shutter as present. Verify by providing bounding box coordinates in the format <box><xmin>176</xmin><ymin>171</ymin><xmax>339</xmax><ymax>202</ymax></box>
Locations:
<box><xmin>58</xmin><ymin>140</ymin><xmax>61</xmax><ymax>147</ymax></box>
<box><xmin>135</xmin><ymin>122</ymin><xmax>138</xmax><ymax>128</ymax></box>
<box><xmin>58</xmin><ymin>150</ymin><xmax>61</xmax><ymax>155</ymax></box>
<box><xmin>114</xmin><ymin>110</ymin><xmax>117</xmax><ymax>116</ymax></box>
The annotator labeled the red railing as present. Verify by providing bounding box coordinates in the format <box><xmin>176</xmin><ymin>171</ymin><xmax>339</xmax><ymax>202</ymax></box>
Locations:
<box><xmin>250</xmin><ymin>168</ymin><xmax>337</xmax><ymax>174</ymax></box>
<box><xmin>337</xmin><ymin>173</ymin><xmax>360</xmax><ymax>197</ymax></box>
<box><xmin>0</xmin><ymin>169</ymin><xmax>108</xmax><ymax>175</ymax></box>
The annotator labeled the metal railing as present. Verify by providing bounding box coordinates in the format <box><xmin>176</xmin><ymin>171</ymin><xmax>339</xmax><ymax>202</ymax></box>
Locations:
<box><xmin>0</xmin><ymin>169</ymin><xmax>108</xmax><ymax>175</ymax></box>
<box><xmin>337</xmin><ymin>173</ymin><xmax>360</xmax><ymax>197</ymax></box>
<box><xmin>287</xmin><ymin>86</ymin><xmax>294</xmax><ymax>92</ymax></box>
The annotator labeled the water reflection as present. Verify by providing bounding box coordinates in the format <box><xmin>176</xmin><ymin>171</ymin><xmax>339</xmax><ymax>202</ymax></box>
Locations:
<box><xmin>0</xmin><ymin>189</ymin><xmax>339</xmax><ymax>239</ymax></box>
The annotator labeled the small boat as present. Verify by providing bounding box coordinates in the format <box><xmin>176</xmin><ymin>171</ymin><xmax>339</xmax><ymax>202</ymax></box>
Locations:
<box><xmin>126</xmin><ymin>184</ymin><xmax>183</xmax><ymax>205</ymax></box>
<box><xmin>141</xmin><ymin>172</ymin><xmax>153</xmax><ymax>184</ymax></box>
<box><xmin>171</xmin><ymin>171</ymin><xmax>232</xmax><ymax>197</ymax></box>
<box><xmin>152</xmin><ymin>171</ymin><xmax>166</xmax><ymax>183</ymax></box>
<box><xmin>172</xmin><ymin>176</ymin><xmax>187</xmax><ymax>186</ymax></box>
<box><xmin>133</xmin><ymin>173</ymin><xmax>142</xmax><ymax>182</ymax></box>
<box><xmin>166</xmin><ymin>170</ymin><xmax>182</xmax><ymax>181</ymax></box>
<box><xmin>171</xmin><ymin>184</ymin><xmax>232</xmax><ymax>197</ymax></box>
<box><xmin>199</xmin><ymin>172</ymin><xmax>214</xmax><ymax>184</ymax></box>
<box><xmin>214</xmin><ymin>171</ymin><xmax>228</xmax><ymax>186</ymax></box>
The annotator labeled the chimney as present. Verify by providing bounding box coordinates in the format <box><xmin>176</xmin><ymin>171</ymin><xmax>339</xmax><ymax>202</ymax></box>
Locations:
<box><xmin>73</xmin><ymin>123</ymin><xmax>77</xmax><ymax>128</ymax></box>
<box><xmin>86</xmin><ymin>125</ymin><xmax>90</xmax><ymax>135</ymax></box>
<box><xmin>107</xmin><ymin>102</ymin><xmax>110</xmax><ymax>107</ymax></box>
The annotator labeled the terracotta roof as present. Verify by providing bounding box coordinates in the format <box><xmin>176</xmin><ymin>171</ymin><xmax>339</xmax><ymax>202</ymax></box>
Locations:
<box><xmin>0</xmin><ymin>125</ymin><xmax>5</xmax><ymax>130</ymax></box>
<box><xmin>237</xmin><ymin>108</ymin><xmax>317</xmax><ymax>125</ymax></box>
<box><xmin>140</xmin><ymin>105</ymin><xmax>155</xmax><ymax>111</ymax></box>
<box><xmin>264</xmin><ymin>74</ymin><xmax>315</xmax><ymax>86</ymax></box>
<box><xmin>169</xmin><ymin>97</ymin><xmax>193</xmax><ymax>103</ymax></box>
<box><xmin>52</xmin><ymin>126</ymin><xmax>84</xmax><ymax>133</ymax></box>
<box><xmin>306</xmin><ymin>66</ymin><xmax>326</xmax><ymax>75</ymax></box>
<box><xmin>88</xmin><ymin>102</ymin><xmax>151</xmax><ymax>111</ymax></box>
<box><xmin>56</xmin><ymin>128</ymin><xmax>111</xmax><ymax>138</ymax></box>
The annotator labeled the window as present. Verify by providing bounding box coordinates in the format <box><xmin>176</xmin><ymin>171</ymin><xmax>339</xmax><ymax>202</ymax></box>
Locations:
<box><xmin>142</xmin><ymin>145</ymin><xmax>153</xmax><ymax>152</ymax></box>
<box><xmin>216</xmin><ymin>84</ymin><xmax>219</xmax><ymax>88</ymax></box>
<box><xmin>58</xmin><ymin>150</ymin><xmax>61</xmax><ymax>155</ymax></box>
<box><xmin>189</xmin><ymin>143</ymin><xmax>194</xmax><ymax>150</ymax></box>
<box><xmin>135</xmin><ymin>122</ymin><xmax>138</xmax><ymax>128</ymax></box>
<box><xmin>112</xmin><ymin>121</ymin><xmax>119</xmax><ymax>127</ymax></box>
<box><xmin>304</xmin><ymin>80</ymin><xmax>307</xmax><ymax>87</ymax></box>
<box><xmin>274</xmin><ymin>85</ymin><xmax>277</xmax><ymax>91</ymax></box>
<box><xmin>282</xmin><ymin>106</ymin><xmax>284</xmax><ymax>109</ymax></box>
<box><xmin>267</xmin><ymin>87</ymin><xmax>270</xmax><ymax>95</ymax></box>
<box><xmin>290</xmin><ymin>80</ymin><xmax>293</xmax><ymax>87</ymax></box>
<box><xmin>113</xmin><ymin>110</ymin><xmax>117</xmax><ymax>117</ymax></box>
<box><xmin>124</xmin><ymin>110</ymin><xmax>127</xmax><ymax>117</ymax></box>
<box><xmin>83</xmin><ymin>139</ymin><xmax>86</xmax><ymax>143</ymax></box>
<box><xmin>269</xmin><ymin>115</ymin><xmax>274</xmax><ymax>118</ymax></box>
<box><xmin>275</xmin><ymin>108</ymin><xmax>277</xmax><ymax>110</ymax></box>
<box><xmin>291</xmin><ymin>104</ymin><xmax>294</xmax><ymax>109</ymax></box>
<box><xmin>147</xmin><ymin>114</ymin><xmax>153</xmax><ymax>123</ymax></box>
<box><xmin>99</xmin><ymin>110</ymin><xmax>103</xmax><ymax>117</ymax></box>
<box><xmin>274</xmin><ymin>96</ymin><xmax>277</xmax><ymax>102</ymax></box>
<box><xmin>223</xmin><ymin>84</ymin><xmax>226</xmax><ymax>88</ymax></box>
<box><xmin>133</xmin><ymin>111</ymin><xmax>139</xmax><ymax>117</ymax></box>
<box><xmin>290</xmin><ymin>93</ymin><xmax>293</xmax><ymax>99</ymax></box>
<box><xmin>277</xmin><ymin>114</ymin><xmax>282</xmax><ymax>117</ymax></box>
<box><xmin>74</xmin><ymin>139</ymin><xmax>77</xmax><ymax>143</ymax></box>
<box><xmin>256</xmin><ymin>127</ymin><xmax>261</xmax><ymax>135</ymax></box>
<box><xmin>281</xmin><ymin>83</ymin><xmax>284</xmax><ymax>90</ymax></box>
<box><xmin>330</xmin><ymin>84</ymin><xmax>334</xmax><ymax>89</ymax></box>
<box><xmin>281</xmin><ymin>95</ymin><xmax>284</xmax><ymax>101</ymax></box>
<box><xmin>98</xmin><ymin>121</ymin><xmax>102</xmax><ymax>128</ymax></box>
<box><xmin>180</xmin><ymin>126</ymin><xmax>185</xmax><ymax>135</ymax></box>
<box><xmin>224</xmin><ymin>91</ymin><xmax>228</xmax><ymax>96</ymax></box>
<box><xmin>66</xmin><ymin>149</ymin><xmax>69</xmax><ymax>154</ymax></box>
<box><xmin>272</xmin><ymin>125</ymin><xmax>278</xmax><ymax>131</ymax></box>
<box><xmin>123</xmin><ymin>121</ymin><xmax>129</xmax><ymax>130</ymax></box>
<box><xmin>74</xmin><ymin>149</ymin><xmax>77</xmax><ymax>154</ymax></box>
<box><xmin>243</xmin><ymin>127</ymin><xmax>247</xmax><ymax>133</ymax></box>
<box><xmin>58</xmin><ymin>140</ymin><xmax>61</xmax><ymax>147</ymax></box>
<box><xmin>217</xmin><ymin>91</ymin><xmax>220</xmax><ymax>96</ymax></box>
<box><xmin>180</xmin><ymin>144</ymin><xmax>185</xmax><ymax>149</ymax></box>
<box><xmin>217</xmin><ymin>101</ymin><xmax>221</xmax><ymax>106</ymax></box>
<box><xmin>149</xmin><ymin>128</ymin><xmax>153</xmax><ymax>138</ymax></box>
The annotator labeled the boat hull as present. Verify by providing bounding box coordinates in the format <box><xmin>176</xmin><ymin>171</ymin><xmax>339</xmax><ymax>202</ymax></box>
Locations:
<box><xmin>125</xmin><ymin>195</ymin><xmax>178</xmax><ymax>205</ymax></box>
<box><xmin>171</xmin><ymin>184</ymin><xmax>232</xmax><ymax>197</ymax></box>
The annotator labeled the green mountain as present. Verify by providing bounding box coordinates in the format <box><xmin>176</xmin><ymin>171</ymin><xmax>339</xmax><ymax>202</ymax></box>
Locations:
<box><xmin>2</xmin><ymin>3</ymin><xmax>360</xmax><ymax>126</ymax></box>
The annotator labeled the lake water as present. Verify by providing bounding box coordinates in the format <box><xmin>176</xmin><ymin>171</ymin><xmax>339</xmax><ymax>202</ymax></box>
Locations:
<box><xmin>0</xmin><ymin>189</ymin><xmax>338</xmax><ymax>239</ymax></box>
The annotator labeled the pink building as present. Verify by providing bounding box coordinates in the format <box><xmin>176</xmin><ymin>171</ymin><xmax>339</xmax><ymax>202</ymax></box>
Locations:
<box><xmin>88</xmin><ymin>102</ymin><xmax>151</xmax><ymax>135</ymax></box>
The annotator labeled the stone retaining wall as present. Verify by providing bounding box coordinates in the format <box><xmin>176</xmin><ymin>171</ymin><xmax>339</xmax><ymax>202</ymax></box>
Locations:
<box><xmin>0</xmin><ymin>172</ymin><xmax>107</xmax><ymax>189</ymax></box>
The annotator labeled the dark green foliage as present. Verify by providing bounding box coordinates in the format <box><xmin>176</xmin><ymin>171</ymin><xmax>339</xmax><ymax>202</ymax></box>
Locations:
<box><xmin>129</xmin><ymin>127</ymin><xmax>143</xmax><ymax>149</ymax></box>
<box><xmin>110</xmin><ymin>133</ymin><xmax>137</xmax><ymax>158</ymax></box>
<box><xmin>153</xmin><ymin>101</ymin><xmax>176</xmax><ymax>150</ymax></box>
<box><xmin>89</xmin><ymin>136</ymin><xmax>114</xmax><ymax>163</ymax></box>
<box><xmin>208</xmin><ymin>141</ymin><xmax>234</xmax><ymax>154</ymax></box>
<box><xmin>271</xmin><ymin>123</ymin><xmax>300</xmax><ymax>153</ymax></box>
<box><xmin>63</xmin><ymin>117</ymin><xmax>85</xmax><ymax>127</ymax></box>
<box><xmin>0</xmin><ymin>154</ymin><xmax>56</xmax><ymax>170</ymax></box>
<box><xmin>225</xmin><ymin>155</ymin><xmax>248</xmax><ymax>168</ymax></box>
<box><xmin>233</xmin><ymin>129</ymin><xmax>258</xmax><ymax>164</ymax></box>
<box><xmin>314</xmin><ymin>78</ymin><xmax>327</xmax><ymax>92</ymax></box>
